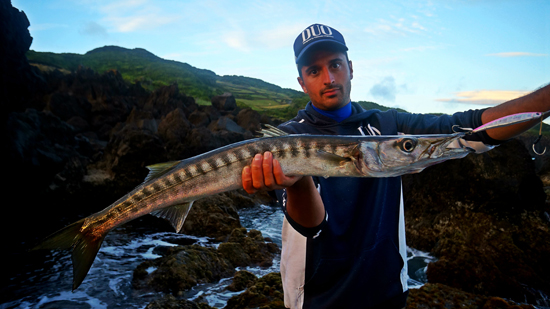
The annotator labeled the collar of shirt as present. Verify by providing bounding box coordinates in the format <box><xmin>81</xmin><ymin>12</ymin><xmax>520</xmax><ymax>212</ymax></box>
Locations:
<box><xmin>310</xmin><ymin>101</ymin><xmax>352</xmax><ymax>122</ymax></box>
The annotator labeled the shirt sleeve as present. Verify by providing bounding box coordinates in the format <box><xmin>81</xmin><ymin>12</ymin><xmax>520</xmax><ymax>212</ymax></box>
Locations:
<box><xmin>276</xmin><ymin>187</ymin><xmax>328</xmax><ymax>238</ymax></box>
<box><xmin>394</xmin><ymin>108</ymin><xmax>502</xmax><ymax>145</ymax></box>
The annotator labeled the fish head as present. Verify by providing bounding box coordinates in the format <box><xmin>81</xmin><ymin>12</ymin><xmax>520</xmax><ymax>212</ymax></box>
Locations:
<box><xmin>355</xmin><ymin>133</ymin><xmax>474</xmax><ymax>177</ymax></box>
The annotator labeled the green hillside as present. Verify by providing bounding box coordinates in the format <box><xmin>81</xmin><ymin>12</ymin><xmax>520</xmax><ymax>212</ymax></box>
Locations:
<box><xmin>26</xmin><ymin>46</ymin><xmax>308</xmax><ymax>119</ymax></box>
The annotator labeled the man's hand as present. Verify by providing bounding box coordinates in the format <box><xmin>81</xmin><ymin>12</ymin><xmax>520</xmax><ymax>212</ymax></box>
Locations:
<box><xmin>241</xmin><ymin>151</ymin><xmax>302</xmax><ymax>194</ymax></box>
<box><xmin>241</xmin><ymin>151</ymin><xmax>325</xmax><ymax>228</ymax></box>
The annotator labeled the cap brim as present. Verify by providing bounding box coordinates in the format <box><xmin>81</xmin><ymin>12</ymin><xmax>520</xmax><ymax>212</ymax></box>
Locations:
<box><xmin>295</xmin><ymin>39</ymin><xmax>348</xmax><ymax>64</ymax></box>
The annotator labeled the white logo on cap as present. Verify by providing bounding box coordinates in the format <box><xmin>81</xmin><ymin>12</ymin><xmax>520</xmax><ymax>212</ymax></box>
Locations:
<box><xmin>301</xmin><ymin>24</ymin><xmax>334</xmax><ymax>44</ymax></box>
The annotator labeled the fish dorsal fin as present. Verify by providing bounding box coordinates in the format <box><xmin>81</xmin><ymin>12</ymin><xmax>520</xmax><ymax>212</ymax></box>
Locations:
<box><xmin>144</xmin><ymin>161</ymin><xmax>181</xmax><ymax>183</ymax></box>
<box><xmin>150</xmin><ymin>201</ymin><xmax>194</xmax><ymax>233</ymax></box>
<box><xmin>259</xmin><ymin>124</ymin><xmax>289</xmax><ymax>137</ymax></box>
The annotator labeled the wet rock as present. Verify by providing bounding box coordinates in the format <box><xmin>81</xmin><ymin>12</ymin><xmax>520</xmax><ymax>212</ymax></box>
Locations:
<box><xmin>132</xmin><ymin>245</ymin><xmax>235</xmax><ymax>295</ymax></box>
<box><xmin>226</xmin><ymin>270</ymin><xmax>258</xmax><ymax>292</ymax></box>
<box><xmin>217</xmin><ymin>228</ymin><xmax>280</xmax><ymax>267</ymax></box>
<box><xmin>406</xmin><ymin>283</ymin><xmax>535</xmax><ymax>309</ymax></box>
<box><xmin>182</xmin><ymin>193</ymin><xmax>242</xmax><ymax>239</ymax></box>
<box><xmin>133</xmin><ymin>227</ymin><xmax>279</xmax><ymax>295</ymax></box>
<box><xmin>224</xmin><ymin>272</ymin><xmax>285</xmax><ymax>309</ymax></box>
<box><xmin>145</xmin><ymin>294</ymin><xmax>214</xmax><ymax>309</ymax></box>
<box><xmin>402</xmin><ymin>139</ymin><xmax>550</xmax><ymax>303</ymax></box>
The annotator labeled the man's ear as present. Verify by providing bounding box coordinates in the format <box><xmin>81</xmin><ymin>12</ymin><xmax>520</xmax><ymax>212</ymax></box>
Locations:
<box><xmin>348</xmin><ymin>60</ymin><xmax>353</xmax><ymax>80</ymax></box>
<box><xmin>297</xmin><ymin>76</ymin><xmax>308</xmax><ymax>94</ymax></box>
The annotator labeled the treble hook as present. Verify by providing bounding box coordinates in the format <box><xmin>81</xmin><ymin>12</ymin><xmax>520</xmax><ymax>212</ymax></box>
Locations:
<box><xmin>533</xmin><ymin>117</ymin><xmax>546</xmax><ymax>156</ymax></box>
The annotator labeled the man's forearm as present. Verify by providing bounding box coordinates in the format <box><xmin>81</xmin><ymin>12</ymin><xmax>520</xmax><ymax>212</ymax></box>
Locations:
<box><xmin>285</xmin><ymin>176</ymin><xmax>325</xmax><ymax>228</ymax></box>
<box><xmin>481</xmin><ymin>83</ymin><xmax>550</xmax><ymax>141</ymax></box>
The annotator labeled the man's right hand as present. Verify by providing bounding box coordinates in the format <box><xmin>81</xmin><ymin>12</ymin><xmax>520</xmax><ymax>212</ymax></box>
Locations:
<box><xmin>241</xmin><ymin>151</ymin><xmax>325</xmax><ymax>228</ymax></box>
<box><xmin>241</xmin><ymin>151</ymin><xmax>302</xmax><ymax>194</ymax></box>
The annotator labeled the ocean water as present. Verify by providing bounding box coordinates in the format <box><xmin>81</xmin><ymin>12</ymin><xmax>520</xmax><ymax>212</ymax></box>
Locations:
<box><xmin>0</xmin><ymin>204</ymin><xmax>438</xmax><ymax>309</ymax></box>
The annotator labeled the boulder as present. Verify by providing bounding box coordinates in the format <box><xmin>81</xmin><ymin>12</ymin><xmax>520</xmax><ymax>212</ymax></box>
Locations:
<box><xmin>132</xmin><ymin>245</ymin><xmax>235</xmax><ymax>295</ymax></box>
<box><xmin>226</xmin><ymin>270</ymin><xmax>258</xmax><ymax>292</ymax></box>
<box><xmin>133</xmin><ymin>228</ymin><xmax>279</xmax><ymax>295</ymax></box>
<box><xmin>224</xmin><ymin>272</ymin><xmax>285</xmax><ymax>309</ymax></box>
<box><xmin>217</xmin><ymin>228</ymin><xmax>280</xmax><ymax>267</ymax></box>
<box><xmin>406</xmin><ymin>283</ymin><xmax>535</xmax><ymax>309</ymax></box>
<box><xmin>211</xmin><ymin>92</ymin><xmax>237</xmax><ymax>111</ymax></box>
<box><xmin>181</xmin><ymin>193</ymin><xmax>242</xmax><ymax>239</ymax></box>
<box><xmin>145</xmin><ymin>294</ymin><xmax>214</xmax><ymax>309</ymax></box>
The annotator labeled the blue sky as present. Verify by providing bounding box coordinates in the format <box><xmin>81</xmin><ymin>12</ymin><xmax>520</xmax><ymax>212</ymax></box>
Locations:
<box><xmin>11</xmin><ymin>0</ymin><xmax>550</xmax><ymax>115</ymax></box>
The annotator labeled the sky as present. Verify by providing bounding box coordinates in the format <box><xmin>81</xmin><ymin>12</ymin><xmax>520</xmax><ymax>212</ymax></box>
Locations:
<box><xmin>10</xmin><ymin>0</ymin><xmax>550</xmax><ymax>116</ymax></box>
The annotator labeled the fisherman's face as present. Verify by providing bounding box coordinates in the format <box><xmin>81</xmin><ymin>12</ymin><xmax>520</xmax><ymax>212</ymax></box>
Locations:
<box><xmin>297</xmin><ymin>49</ymin><xmax>353</xmax><ymax>111</ymax></box>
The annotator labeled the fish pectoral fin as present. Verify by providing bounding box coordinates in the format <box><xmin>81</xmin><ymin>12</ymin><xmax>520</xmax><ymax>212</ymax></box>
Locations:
<box><xmin>316</xmin><ymin>150</ymin><xmax>352</xmax><ymax>165</ymax></box>
<box><xmin>144</xmin><ymin>161</ymin><xmax>181</xmax><ymax>182</ymax></box>
<box><xmin>150</xmin><ymin>201</ymin><xmax>194</xmax><ymax>233</ymax></box>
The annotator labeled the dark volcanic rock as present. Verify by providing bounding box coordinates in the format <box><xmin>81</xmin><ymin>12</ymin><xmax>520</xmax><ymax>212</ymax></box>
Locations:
<box><xmin>225</xmin><ymin>272</ymin><xmax>285</xmax><ymax>309</ymax></box>
<box><xmin>236</xmin><ymin>108</ymin><xmax>262</xmax><ymax>133</ymax></box>
<box><xmin>217</xmin><ymin>228</ymin><xmax>280</xmax><ymax>267</ymax></box>
<box><xmin>182</xmin><ymin>193</ymin><xmax>243</xmax><ymax>239</ymax></box>
<box><xmin>406</xmin><ymin>283</ymin><xmax>535</xmax><ymax>309</ymax></box>
<box><xmin>133</xmin><ymin>245</ymin><xmax>235</xmax><ymax>294</ymax></box>
<box><xmin>133</xmin><ymin>229</ymin><xmax>279</xmax><ymax>295</ymax></box>
<box><xmin>211</xmin><ymin>92</ymin><xmax>237</xmax><ymax>111</ymax></box>
<box><xmin>145</xmin><ymin>294</ymin><xmax>214</xmax><ymax>309</ymax></box>
<box><xmin>226</xmin><ymin>270</ymin><xmax>258</xmax><ymax>292</ymax></box>
<box><xmin>402</xmin><ymin>139</ymin><xmax>550</xmax><ymax>303</ymax></box>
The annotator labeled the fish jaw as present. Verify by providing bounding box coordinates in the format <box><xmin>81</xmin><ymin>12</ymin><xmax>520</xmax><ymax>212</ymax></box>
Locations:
<box><xmin>355</xmin><ymin>133</ymin><xmax>473</xmax><ymax>177</ymax></box>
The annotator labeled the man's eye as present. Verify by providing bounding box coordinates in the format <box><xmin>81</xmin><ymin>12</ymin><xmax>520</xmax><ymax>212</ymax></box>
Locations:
<box><xmin>308</xmin><ymin>69</ymin><xmax>318</xmax><ymax>75</ymax></box>
<box><xmin>331</xmin><ymin>63</ymin><xmax>341</xmax><ymax>69</ymax></box>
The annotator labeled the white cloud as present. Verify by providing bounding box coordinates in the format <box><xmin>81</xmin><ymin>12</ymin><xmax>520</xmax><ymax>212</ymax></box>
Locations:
<box><xmin>437</xmin><ymin>90</ymin><xmax>531</xmax><ymax>106</ymax></box>
<box><xmin>93</xmin><ymin>0</ymin><xmax>180</xmax><ymax>33</ymax></box>
<box><xmin>364</xmin><ymin>16</ymin><xmax>428</xmax><ymax>37</ymax></box>
<box><xmin>486</xmin><ymin>52</ymin><xmax>548</xmax><ymax>57</ymax></box>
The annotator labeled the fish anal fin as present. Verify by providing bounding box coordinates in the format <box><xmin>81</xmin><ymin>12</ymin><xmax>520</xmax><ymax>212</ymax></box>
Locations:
<box><xmin>150</xmin><ymin>201</ymin><xmax>194</xmax><ymax>233</ymax></box>
<box><xmin>145</xmin><ymin>161</ymin><xmax>181</xmax><ymax>183</ymax></box>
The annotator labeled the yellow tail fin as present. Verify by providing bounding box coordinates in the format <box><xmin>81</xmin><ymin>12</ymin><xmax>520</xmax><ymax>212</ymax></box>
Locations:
<box><xmin>32</xmin><ymin>219</ymin><xmax>106</xmax><ymax>290</ymax></box>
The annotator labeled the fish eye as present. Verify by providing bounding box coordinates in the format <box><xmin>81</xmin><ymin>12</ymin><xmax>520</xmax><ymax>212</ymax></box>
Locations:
<box><xmin>399</xmin><ymin>138</ymin><xmax>417</xmax><ymax>153</ymax></box>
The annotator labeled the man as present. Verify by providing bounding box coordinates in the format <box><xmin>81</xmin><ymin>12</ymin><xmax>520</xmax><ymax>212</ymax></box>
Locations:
<box><xmin>241</xmin><ymin>23</ymin><xmax>549</xmax><ymax>309</ymax></box>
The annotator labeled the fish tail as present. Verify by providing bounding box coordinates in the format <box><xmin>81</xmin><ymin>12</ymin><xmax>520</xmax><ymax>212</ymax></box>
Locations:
<box><xmin>32</xmin><ymin>218</ymin><xmax>106</xmax><ymax>291</ymax></box>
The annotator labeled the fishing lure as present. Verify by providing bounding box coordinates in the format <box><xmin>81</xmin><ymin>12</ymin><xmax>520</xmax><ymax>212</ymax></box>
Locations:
<box><xmin>453</xmin><ymin>111</ymin><xmax>549</xmax><ymax>156</ymax></box>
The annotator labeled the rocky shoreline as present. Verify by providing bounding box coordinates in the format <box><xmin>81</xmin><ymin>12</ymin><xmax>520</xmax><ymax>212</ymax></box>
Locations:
<box><xmin>3</xmin><ymin>1</ymin><xmax>550</xmax><ymax>308</ymax></box>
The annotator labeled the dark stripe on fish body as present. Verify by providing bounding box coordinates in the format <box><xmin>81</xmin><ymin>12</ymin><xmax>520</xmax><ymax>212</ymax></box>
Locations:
<box><xmin>120</xmin><ymin>201</ymin><xmax>132</xmax><ymax>209</ymax></box>
<box><xmin>245</xmin><ymin>146</ymin><xmax>256</xmax><ymax>159</ymax></box>
<box><xmin>207</xmin><ymin>158</ymin><xmax>218</xmax><ymax>170</ymax></box>
<box><xmin>290</xmin><ymin>140</ymin><xmax>300</xmax><ymax>157</ymax></box>
<box><xmin>173</xmin><ymin>172</ymin><xmax>183</xmax><ymax>183</ymax></box>
<box><xmin>183</xmin><ymin>167</ymin><xmax>193</xmax><ymax>179</ymax></box>
<box><xmin>163</xmin><ymin>177</ymin><xmax>174</xmax><ymax>187</ymax></box>
<box><xmin>151</xmin><ymin>183</ymin><xmax>162</xmax><ymax>192</ymax></box>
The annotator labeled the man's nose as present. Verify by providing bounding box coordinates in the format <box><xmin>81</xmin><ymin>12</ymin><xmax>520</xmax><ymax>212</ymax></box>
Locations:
<box><xmin>321</xmin><ymin>67</ymin><xmax>335</xmax><ymax>85</ymax></box>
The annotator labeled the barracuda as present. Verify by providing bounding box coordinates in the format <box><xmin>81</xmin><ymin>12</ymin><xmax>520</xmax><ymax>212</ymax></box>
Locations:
<box><xmin>33</xmin><ymin>125</ymin><xmax>474</xmax><ymax>290</ymax></box>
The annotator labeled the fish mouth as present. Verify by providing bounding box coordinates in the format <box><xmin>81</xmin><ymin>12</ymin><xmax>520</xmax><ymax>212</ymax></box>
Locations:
<box><xmin>444</xmin><ymin>135</ymin><xmax>476</xmax><ymax>155</ymax></box>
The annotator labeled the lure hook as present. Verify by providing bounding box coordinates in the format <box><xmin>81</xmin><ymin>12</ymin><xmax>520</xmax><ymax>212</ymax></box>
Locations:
<box><xmin>532</xmin><ymin>118</ymin><xmax>546</xmax><ymax>156</ymax></box>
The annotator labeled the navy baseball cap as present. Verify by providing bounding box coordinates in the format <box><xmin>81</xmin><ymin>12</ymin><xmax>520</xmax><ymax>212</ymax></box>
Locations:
<box><xmin>294</xmin><ymin>24</ymin><xmax>348</xmax><ymax>64</ymax></box>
